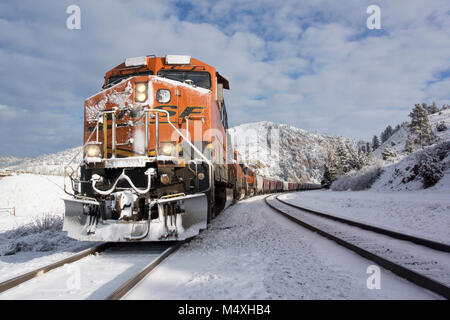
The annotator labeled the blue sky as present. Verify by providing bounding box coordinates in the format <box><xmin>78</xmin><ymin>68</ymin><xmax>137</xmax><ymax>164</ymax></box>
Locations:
<box><xmin>0</xmin><ymin>0</ymin><xmax>449</xmax><ymax>157</ymax></box>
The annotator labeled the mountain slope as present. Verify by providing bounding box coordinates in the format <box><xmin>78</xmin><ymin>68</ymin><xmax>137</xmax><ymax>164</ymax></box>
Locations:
<box><xmin>374</xmin><ymin>108</ymin><xmax>450</xmax><ymax>159</ymax></box>
<box><xmin>4</xmin><ymin>147</ymin><xmax>82</xmax><ymax>175</ymax></box>
<box><xmin>228</xmin><ymin>121</ymin><xmax>355</xmax><ymax>183</ymax></box>
<box><xmin>332</xmin><ymin>108</ymin><xmax>450</xmax><ymax>191</ymax></box>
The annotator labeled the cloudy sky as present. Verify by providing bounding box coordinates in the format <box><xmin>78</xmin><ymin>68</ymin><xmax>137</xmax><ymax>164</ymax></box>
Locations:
<box><xmin>1</xmin><ymin>0</ymin><xmax>449</xmax><ymax>157</ymax></box>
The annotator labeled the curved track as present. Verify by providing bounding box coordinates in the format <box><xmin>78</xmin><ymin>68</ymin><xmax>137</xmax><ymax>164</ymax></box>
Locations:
<box><xmin>276</xmin><ymin>195</ymin><xmax>450</xmax><ymax>252</ymax></box>
<box><xmin>265</xmin><ymin>194</ymin><xmax>450</xmax><ymax>299</ymax></box>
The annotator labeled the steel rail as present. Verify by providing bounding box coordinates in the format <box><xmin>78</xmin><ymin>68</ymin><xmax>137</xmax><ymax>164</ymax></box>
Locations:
<box><xmin>106</xmin><ymin>242</ymin><xmax>184</xmax><ymax>300</ymax></box>
<box><xmin>0</xmin><ymin>242</ymin><xmax>113</xmax><ymax>294</ymax></box>
<box><xmin>265</xmin><ymin>195</ymin><xmax>450</xmax><ymax>299</ymax></box>
<box><xmin>276</xmin><ymin>195</ymin><xmax>450</xmax><ymax>253</ymax></box>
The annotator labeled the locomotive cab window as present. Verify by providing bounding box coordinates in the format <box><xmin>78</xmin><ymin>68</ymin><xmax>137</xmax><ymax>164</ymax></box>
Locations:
<box><xmin>157</xmin><ymin>70</ymin><xmax>211</xmax><ymax>89</ymax></box>
<box><xmin>105</xmin><ymin>70</ymin><xmax>154</xmax><ymax>88</ymax></box>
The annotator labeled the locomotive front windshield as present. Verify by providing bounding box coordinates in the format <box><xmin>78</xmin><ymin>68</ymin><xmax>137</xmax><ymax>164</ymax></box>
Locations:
<box><xmin>105</xmin><ymin>70</ymin><xmax>154</xmax><ymax>88</ymax></box>
<box><xmin>157</xmin><ymin>70</ymin><xmax>211</xmax><ymax>89</ymax></box>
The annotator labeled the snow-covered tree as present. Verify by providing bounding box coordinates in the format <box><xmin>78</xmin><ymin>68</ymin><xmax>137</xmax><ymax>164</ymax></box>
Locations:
<box><xmin>427</xmin><ymin>101</ymin><xmax>440</xmax><ymax>114</ymax></box>
<box><xmin>372</xmin><ymin>135</ymin><xmax>380</xmax><ymax>150</ymax></box>
<box><xmin>321</xmin><ymin>164</ymin><xmax>333</xmax><ymax>188</ymax></box>
<box><xmin>381</xmin><ymin>125</ymin><xmax>393</xmax><ymax>143</ymax></box>
<box><xmin>408</xmin><ymin>104</ymin><xmax>435</xmax><ymax>148</ymax></box>
<box><xmin>404</xmin><ymin>135</ymin><xmax>415</xmax><ymax>153</ymax></box>
<box><xmin>382</xmin><ymin>146</ymin><xmax>397</xmax><ymax>160</ymax></box>
<box><xmin>366</xmin><ymin>142</ymin><xmax>372</xmax><ymax>155</ymax></box>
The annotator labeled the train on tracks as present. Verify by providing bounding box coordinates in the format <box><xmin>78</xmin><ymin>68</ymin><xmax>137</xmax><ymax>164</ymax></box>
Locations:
<box><xmin>63</xmin><ymin>55</ymin><xmax>320</xmax><ymax>242</ymax></box>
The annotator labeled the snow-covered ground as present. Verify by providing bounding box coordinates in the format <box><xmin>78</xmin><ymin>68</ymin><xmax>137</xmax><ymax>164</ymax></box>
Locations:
<box><xmin>0</xmin><ymin>173</ymin><xmax>443</xmax><ymax>299</ymax></box>
<box><xmin>125</xmin><ymin>196</ymin><xmax>438</xmax><ymax>300</ymax></box>
<box><xmin>0</xmin><ymin>174</ymin><xmax>92</xmax><ymax>282</ymax></box>
<box><xmin>279</xmin><ymin>190</ymin><xmax>450</xmax><ymax>244</ymax></box>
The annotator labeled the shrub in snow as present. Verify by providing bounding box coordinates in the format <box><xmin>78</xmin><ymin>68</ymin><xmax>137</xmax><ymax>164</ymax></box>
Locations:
<box><xmin>330</xmin><ymin>164</ymin><xmax>383</xmax><ymax>191</ymax></box>
<box><xmin>418</xmin><ymin>154</ymin><xmax>444</xmax><ymax>188</ymax></box>
<box><xmin>436</xmin><ymin>121</ymin><xmax>447</xmax><ymax>132</ymax></box>
<box><xmin>0</xmin><ymin>214</ymin><xmax>70</xmax><ymax>256</ymax></box>
<box><xmin>382</xmin><ymin>146</ymin><xmax>397</xmax><ymax>160</ymax></box>
<box><xmin>417</xmin><ymin>142</ymin><xmax>449</xmax><ymax>188</ymax></box>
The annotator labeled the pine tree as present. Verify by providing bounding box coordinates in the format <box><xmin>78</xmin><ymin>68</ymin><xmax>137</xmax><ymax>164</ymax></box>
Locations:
<box><xmin>404</xmin><ymin>135</ymin><xmax>415</xmax><ymax>153</ymax></box>
<box><xmin>428</xmin><ymin>101</ymin><xmax>440</xmax><ymax>114</ymax></box>
<box><xmin>335</xmin><ymin>140</ymin><xmax>350</xmax><ymax>174</ymax></box>
<box><xmin>372</xmin><ymin>135</ymin><xmax>380</xmax><ymax>150</ymax></box>
<box><xmin>321</xmin><ymin>165</ymin><xmax>333</xmax><ymax>188</ymax></box>
<box><xmin>381</xmin><ymin>125</ymin><xmax>393</xmax><ymax>143</ymax></box>
<box><xmin>408</xmin><ymin>104</ymin><xmax>435</xmax><ymax>148</ymax></box>
<box><xmin>366</xmin><ymin>142</ymin><xmax>372</xmax><ymax>155</ymax></box>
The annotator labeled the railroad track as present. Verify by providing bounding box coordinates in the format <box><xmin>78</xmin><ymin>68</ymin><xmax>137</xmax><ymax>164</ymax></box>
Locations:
<box><xmin>265</xmin><ymin>194</ymin><xmax>450</xmax><ymax>299</ymax></box>
<box><xmin>0</xmin><ymin>241</ymin><xmax>183</xmax><ymax>300</ymax></box>
<box><xmin>0</xmin><ymin>242</ymin><xmax>113</xmax><ymax>295</ymax></box>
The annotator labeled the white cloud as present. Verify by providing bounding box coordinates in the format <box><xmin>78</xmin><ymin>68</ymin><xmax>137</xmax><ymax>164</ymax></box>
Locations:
<box><xmin>0</xmin><ymin>0</ymin><xmax>449</xmax><ymax>156</ymax></box>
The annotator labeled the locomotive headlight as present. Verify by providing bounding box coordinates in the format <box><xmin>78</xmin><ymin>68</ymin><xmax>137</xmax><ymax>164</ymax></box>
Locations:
<box><xmin>85</xmin><ymin>144</ymin><xmax>102</xmax><ymax>158</ymax></box>
<box><xmin>136</xmin><ymin>93</ymin><xmax>146</xmax><ymax>102</ymax></box>
<box><xmin>156</xmin><ymin>89</ymin><xmax>171</xmax><ymax>103</ymax></box>
<box><xmin>135</xmin><ymin>82</ymin><xmax>147</xmax><ymax>102</ymax></box>
<box><xmin>160</xmin><ymin>174</ymin><xmax>170</xmax><ymax>185</ymax></box>
<box><xmin>161</xmin><ymin>143</ymin><xmax>174</xmax><ymax>156</ymax></box>
<box><xmin>136</xmin><ymin>83</ymin><xmax>147</xmax><ymax>93</ymax></box>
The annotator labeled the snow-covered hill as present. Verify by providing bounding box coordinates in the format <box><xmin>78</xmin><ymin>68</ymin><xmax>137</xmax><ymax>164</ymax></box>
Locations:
<box><xmin>228</xmin><ymin>121</ymin><xmax>357</xmax><ymax>183</ymax></box>
<box><xmin>0</xmin><ymin>156</ymin><xmax>28</xmax><ymax>169</ymax></box>
<box><xmin>374</xmin><ymin>108</ymin><xmax>450</xmax><ymax>159</ymax></box>
<box><xmin>4</xmin><ymin>147</ymin><xmax>82</xmax><ymax>176</ymax></box>
<box><xmin>332</xmin><ymin>109</ymin><xmax>450</xmax><ymax>191</ymax></box>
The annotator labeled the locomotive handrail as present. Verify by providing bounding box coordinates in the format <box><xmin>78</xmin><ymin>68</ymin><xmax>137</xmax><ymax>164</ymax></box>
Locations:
<box><xmin>142</xmin><ymin>107</ymin><xmax>212</xmax><ymax>167</ymax></box>
<box><xmin>143</xmin><ymin>107</ymin><xmax>213</xmax><ymax>193</ymax></box>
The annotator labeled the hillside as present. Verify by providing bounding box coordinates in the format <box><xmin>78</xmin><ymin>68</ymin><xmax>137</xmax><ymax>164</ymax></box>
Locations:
<box><xmin>332</xmin><ymin>108</ymin><xmax>450</xmax><ymax>192</ymax></box>
<box><xmin>0</xmin><ymin>156</ymin><xmax>28</xmax><ymax>169</ymax></box>
<box><xmin>3</xmin><ymin>147</ymin><xmax>82</xmax><ymax>176</ymax></box>
<box><xmin>228</xmin><ymin>121</ymin><xmax>359</xmax><ymax>183</ymax></box>
<box><xmin>373</xmin><ymin>108</ymin><xmax>450</xmax><ymax>159</ymax></box>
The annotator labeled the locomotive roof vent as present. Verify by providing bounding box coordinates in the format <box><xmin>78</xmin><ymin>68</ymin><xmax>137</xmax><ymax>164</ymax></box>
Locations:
<box><xmin>165</xmin><ymin>55</ymin><xmax>191</xmax><ymax>65</ymax></box>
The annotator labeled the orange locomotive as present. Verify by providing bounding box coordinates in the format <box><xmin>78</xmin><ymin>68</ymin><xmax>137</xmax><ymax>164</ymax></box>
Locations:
<box><xmin>64</xmin><ymin>55</ymin><xmax>233</xmax><ymax>241</ymax></box>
